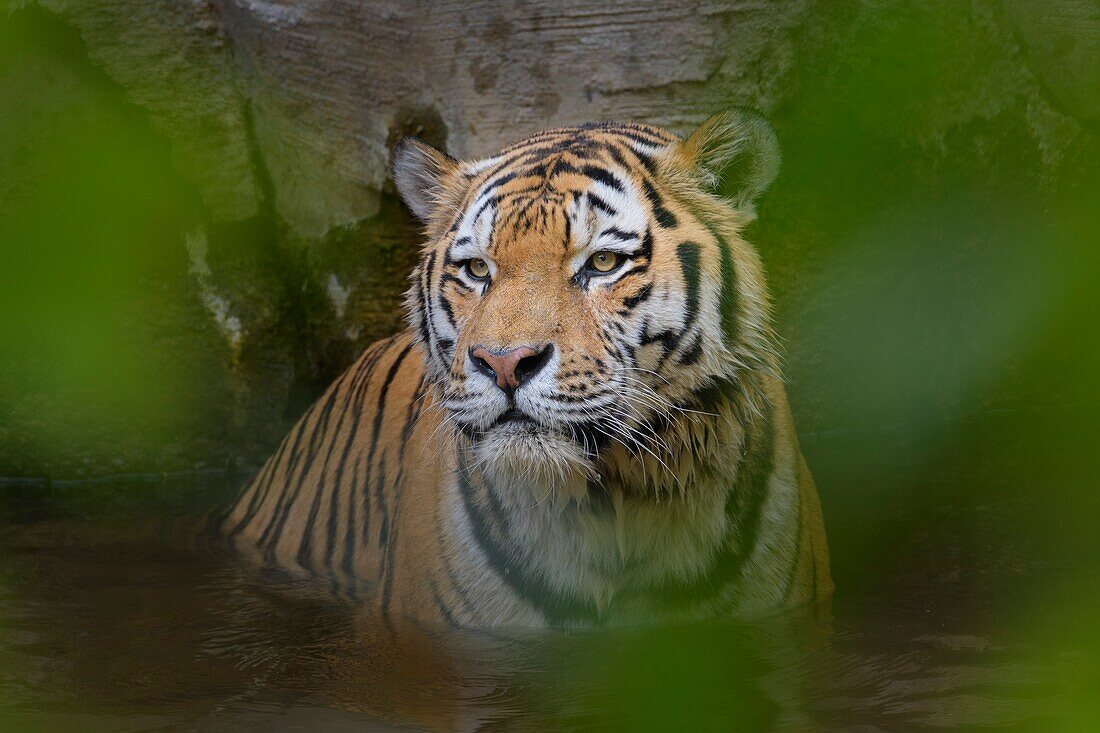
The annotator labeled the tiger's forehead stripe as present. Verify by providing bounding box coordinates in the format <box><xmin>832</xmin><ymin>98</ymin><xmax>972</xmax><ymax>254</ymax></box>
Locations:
<box><xmin>486</xmin><ymin>122</ymin><xmax>675</xmax><ymax>158</ymax></box>
<box><xmin>475</xmin><ymin>131</ymin><xmax>679</xmax><ymax>246</ymax></box>
<box><xmin>462</xmin><ymin>123</ymin><xmax>677</xmax><ymax>193</ymax></box>
<box><xmin>435</xmin><ymin>121</ymin><xmax>682</xmax><ymax>243</ymax></box>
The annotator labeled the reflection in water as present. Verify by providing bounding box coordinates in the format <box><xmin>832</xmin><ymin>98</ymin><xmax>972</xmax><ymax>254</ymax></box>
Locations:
<box><xmin>0</xmin><ymin>476</ymin><xmax>1075</xmax><ymax>731</ymax></box>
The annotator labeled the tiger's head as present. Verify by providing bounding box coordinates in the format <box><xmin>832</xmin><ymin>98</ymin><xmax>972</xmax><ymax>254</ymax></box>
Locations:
<box><xmin>393</xmin><ymin>109</ymin><xmax>780</xmax><ymax>495</ymax></box>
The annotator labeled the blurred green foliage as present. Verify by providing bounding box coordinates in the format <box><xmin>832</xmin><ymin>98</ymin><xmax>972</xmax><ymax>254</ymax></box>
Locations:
<box><xmin>0</xmin><ymin>10</ymin><xmax>223</xmax><ymax>475</ymax></box>
<box><xmin>0</xmin><ymin>2</ymin><xmax>1098</xmax><ymax>729</ymax></box>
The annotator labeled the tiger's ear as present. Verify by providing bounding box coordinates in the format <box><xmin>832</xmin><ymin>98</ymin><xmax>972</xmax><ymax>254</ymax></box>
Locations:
<box><xmin>666</xmin><ymin>107</ymin><xmax>780</xmax><ymax>217</ymax></box>
<box><xmin>391</xmin><ymin>137</ymin><xmax>464</xmax><ymax>224</ymax></box>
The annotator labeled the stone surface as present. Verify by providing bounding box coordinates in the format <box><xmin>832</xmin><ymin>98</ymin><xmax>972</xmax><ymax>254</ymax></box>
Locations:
<box><xmin>36</xmin><ymin>0</ymin><xmax>259</xmax><ymax>221</ymax></box>
<box><xmin>1005</xmin><ymin>0</ymin><xmax>1100</xmax><ymax>122</ymax></box>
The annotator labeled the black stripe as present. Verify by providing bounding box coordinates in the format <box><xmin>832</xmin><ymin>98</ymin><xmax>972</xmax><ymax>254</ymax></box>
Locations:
<box><xmin>678</xmin><ymin>333</ymin><xmax>704</xmax><ymax>366</ymax></box>
<box><xmin>342</xmin><ymin>454</ymin><xmax>364</xmax><ymax>578</ymax></box>
<box><xmin>641</xmin><ymin>177</ymin><xmax>677</xmax><ymax>228</ymax></box>
<box><xmin>689</xmin><ymin>376</ymin><xmax>738</xmax><ymax>414</ymax></box>
<box><xmin>780</xmin><ymin>491</ymin><xmax>805</xmax><ymax>601</ymax></box>
<box><xmin>581</xmin><ymin>165</ymin><xmax>624</xmax><ymax>192</ymax></box>
<box><xmin>621</xmin><ymin>341</ymin><xmax>637</xmax><ymax>368</ymax></box>
<box><xmin>550</xmin><ymin>392</ymin><xmax>603</xmax><ymax>404</ymax></box>
<box><xmin>474</xmin><ymin>170</ymin><xmax>518</xmax><ymax>201</ymax></box>
<box><xmin>437</xmin><ymin>289</ymin><xmax>457</xmax><ymax>330</ymax></box>
<box><xmin>611</xmin><ymin>128</ymin><xmax>672</xmax><ymax>147</ymax></box>
<box><xmin>476</xmin><ymin>127</ymin><xmax>668</xmax><ymax>186</ymax></box>
<box><xmin>295</xmin><ymin>379</ymin><xmax>356</xmax><ymax>568</ymax></box>
<box><xmin>496</xmin><ymin>134</ymin><xmax>570</xmax><ymax>156</ymax></box>
<box><xmin>809</xmin><ymin>532</ymin><xmax>820</xmax><ymax>602</ymax></box>
<box><xmin>440</xmin><ymin>273</ymin><xmax>473</xmax><ymax>293</ymax></box>
<box><xmin>444</xmin><ymin>236</ymin><xmax>472</xmax><ymax>266</ymax></box>
<box><xmin>226</xmin><ymin>425</ymin><xmax>292</xmax><ymax>537</ymax></box>
<box><xmin>380</xmin><ymin>376</ymin><xmax>426</xmax><ymax>619</ymax></box>
<box><xmin>254</xmin><ymin>414</ymin><xmax>312</xmax><ymax>541</ymax></box>
<box><xmin>601</xmin><ymin>226</ymin><xmax>638</xmax><ymax>242</ymax></box>
<box><xmin>428</xmin><ymin>578</ymin><xmax>461</xmax><ymax>628</ymax></box>
<box><xmin>609</xmin><ymin>134</ymin><xmax>663</xmax><ymax>177</ymax></box>
<box><xmin>702</xmin><ymin>220</ymin><xmax>739</xmax><ymax>347</ymax></box>
<box><xmin>258</xmin><ymin>374</ymin><xmax>345</xmax><ymax>555</ymax></box>
<box><xmin>412</xmin><ymin>263</ymin><xmax>431</xmax><ymax>349</ymax></box>
<box><xmin>435</xmin><ymin>496</ymin><xmax>484</xmax><ymax>621</ymax></box>
<box><xmin>336</xmin><ymin>341</ymin><xmax>391</xmax><ymax>582</ymax></box>
<box><xmin>457</xmin><ymin>464</ymin><xmax>600</xmax><ymax>626</ymax></box>
<box><xmin>375</xmin><ymin>455</ymin><xmax>389</xmax><ymax>549</ymax></box>
<box><xmin>616</xmin><ymin>267</ymin><xmax>649</xmax><ymax>292</ymax></box>
<box><xmin>360</xmin><ymin>340</ymin><xmax>416</xmax><ymax>551</ymax></box>
<box><xmin>640</xmin><ymin>321</ymin><xmax>681</xmax><ymax>358</ymax></box>
<box><xmin>655</xmin><ymin>388</ymin><xmax>774</xmax><ymax>608</ymax></box>
<box><xmin>587</xmin><ymin>192</ymin><xmax>617</xmax><ymax>217</ymax></box>
<box><xmin>725</xmin><ymin>398</ymin><xmax>776</xmax><ymax>564</ymax></box>
<box><xmin>337</xmin><ymin>340</ymin><xmax>398</xmax><ymax>572</ymax></box>
<box><xmin>295</xmin><ymin>359</ymin><xmax>378</xmax><ymax>568</ymax></box>
<box><xmin>578</xmin><ymin>122</ymin><xmax>671</xmax><ymax>146</ymax></box>
<box><xmin>677</xmin><ymin>241</ymin><xmax>701</xmax><ymax>331</ymax></box>
<box><xmin>637</xmin><ymin>228</ymin><xmax>654</xmax><ymax>260</ymax></box>
<box><xmin>420</xmin><ymin>250</ymin><xmax>441</xmax><ymax>360</ymax></box>
<box><xmin>549</xmin><ymin>158</ymin><xmax>580</xmax><ymax>177</ymax></box>
<box><xmin>321</xmin><ymin>344</ymin><xmax>390</xmax><ymax>574</ymax></box>
<box><xmin>632</xmin><ymin>147</ymin><xmax>658</xmax><ymax>175</ymax></box>
<box><xmin>472</xmin><ymin>145</ymin><xmax>556</xmax><ymax>186</ymax></box>
<box><xmin>238</xmin><ymin>435</ymin><xmax>299</xmax><ymax>531</ymax></box>
<box><xmin>471</xmin><ymin>193</ymin><xmax>499</xmax><ymax>225</ymax></box>
<box><xmin>475</xmin><ymin>149</ymin><xmax>550</xmax><ymax>190</ymax></box>
<box><xmin>494</xmin><ymin>183</ymin><xmax>560</xmax><ymax>206</ymax></box>
<box><xmin>602</xmin><ymin>142</ymin><xmax>629</xmax><ymax>170</ymax></box>
<box><xmin>621</xmin><ymin>283</ymin><xmax>652</xmax><ymax>311</ymax></box>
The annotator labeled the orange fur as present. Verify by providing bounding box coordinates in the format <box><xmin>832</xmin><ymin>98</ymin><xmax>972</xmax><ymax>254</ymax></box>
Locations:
<box><xmin>224</xmin><ymin>111</ymin><xmax>831</xmax><ymax>627</ymax></box>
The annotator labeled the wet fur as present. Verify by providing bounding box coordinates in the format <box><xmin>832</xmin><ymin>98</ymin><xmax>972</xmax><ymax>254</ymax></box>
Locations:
<box><xmin>224</xmin><ymin>110</ymin><xmax>832</xmax><ymax>627</ymax></box>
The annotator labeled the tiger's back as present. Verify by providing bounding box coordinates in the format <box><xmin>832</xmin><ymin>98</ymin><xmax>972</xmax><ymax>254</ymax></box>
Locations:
<box><xmin>224</xmin><ymin>334</ymin><xmax>447</xmax><ymax>605</ymax></box>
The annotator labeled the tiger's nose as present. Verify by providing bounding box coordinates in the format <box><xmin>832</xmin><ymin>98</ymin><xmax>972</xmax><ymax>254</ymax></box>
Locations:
<box><xmin>469</xmin><ymin>344</ymin><xmax>554</xmax><ymax>394</ymax></box>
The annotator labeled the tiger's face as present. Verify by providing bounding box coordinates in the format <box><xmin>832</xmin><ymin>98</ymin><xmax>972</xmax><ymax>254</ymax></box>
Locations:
<box><xmin>393</xmin><ymin>112</ymin><xmax>780</xmax><ymax>488</ymax></box>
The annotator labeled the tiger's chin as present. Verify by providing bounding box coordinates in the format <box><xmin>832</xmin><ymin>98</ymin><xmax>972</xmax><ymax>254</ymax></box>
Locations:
<box><xmin>471</xmin><ymin>422</ymin><xmax>596</xmax><ymax>503</ymax></box>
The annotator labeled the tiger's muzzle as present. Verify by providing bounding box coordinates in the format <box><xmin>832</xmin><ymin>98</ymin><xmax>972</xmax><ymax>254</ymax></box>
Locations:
<box><xmin>468</xmin><ymin>344</ymin><xmax>554</xmax><ymax>398</ymax></box>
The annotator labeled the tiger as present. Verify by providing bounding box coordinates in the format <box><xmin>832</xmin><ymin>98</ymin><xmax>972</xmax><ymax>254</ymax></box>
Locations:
<box><xmin>222</xmin><ymin>107</ymin><xmax>832</xmax><ymax>628</ymax></box>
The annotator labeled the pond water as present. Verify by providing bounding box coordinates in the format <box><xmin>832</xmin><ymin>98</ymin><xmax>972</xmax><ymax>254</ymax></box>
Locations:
<box><xmin>0</xmin><ymin>411</ymin><xmax>1094</xmax><ymax>732</ymax></box>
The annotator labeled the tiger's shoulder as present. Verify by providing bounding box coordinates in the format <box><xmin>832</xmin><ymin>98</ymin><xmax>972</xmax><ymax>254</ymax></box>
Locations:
<box><xmin>222</xmin><ymin>331</ymin><xmax>449</xmax><ymax>586</ymax></box>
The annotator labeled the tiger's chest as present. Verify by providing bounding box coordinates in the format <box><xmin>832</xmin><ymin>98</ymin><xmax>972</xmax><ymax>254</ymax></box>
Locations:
<box><xmin>443</xmin><ymin>468</ymin><xmax>741</xmax><ymax>623</ymax></box>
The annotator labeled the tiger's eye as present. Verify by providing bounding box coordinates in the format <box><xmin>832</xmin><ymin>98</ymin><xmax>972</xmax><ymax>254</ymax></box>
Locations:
<box><xmin>466</xmin><ymin>258</ymin><xmax>490</xmax><ymax>279</ymax></box>
<box><xmin>589</xmin><ymin>251</ymin><xmax>621</xmax><ymax>273</ymax></box>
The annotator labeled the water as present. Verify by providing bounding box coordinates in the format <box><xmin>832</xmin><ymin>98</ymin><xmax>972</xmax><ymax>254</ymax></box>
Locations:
<box><xmin>0</xmin><ymin>413</ymin><xmax>1093</xmax><ymax>732</ymax></box>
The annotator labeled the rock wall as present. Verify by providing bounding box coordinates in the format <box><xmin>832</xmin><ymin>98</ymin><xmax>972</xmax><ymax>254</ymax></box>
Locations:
<box><xmin>0</xmin><ymin>0</ymin><xmax>1096</xmax><ymax>478</ymax></box>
